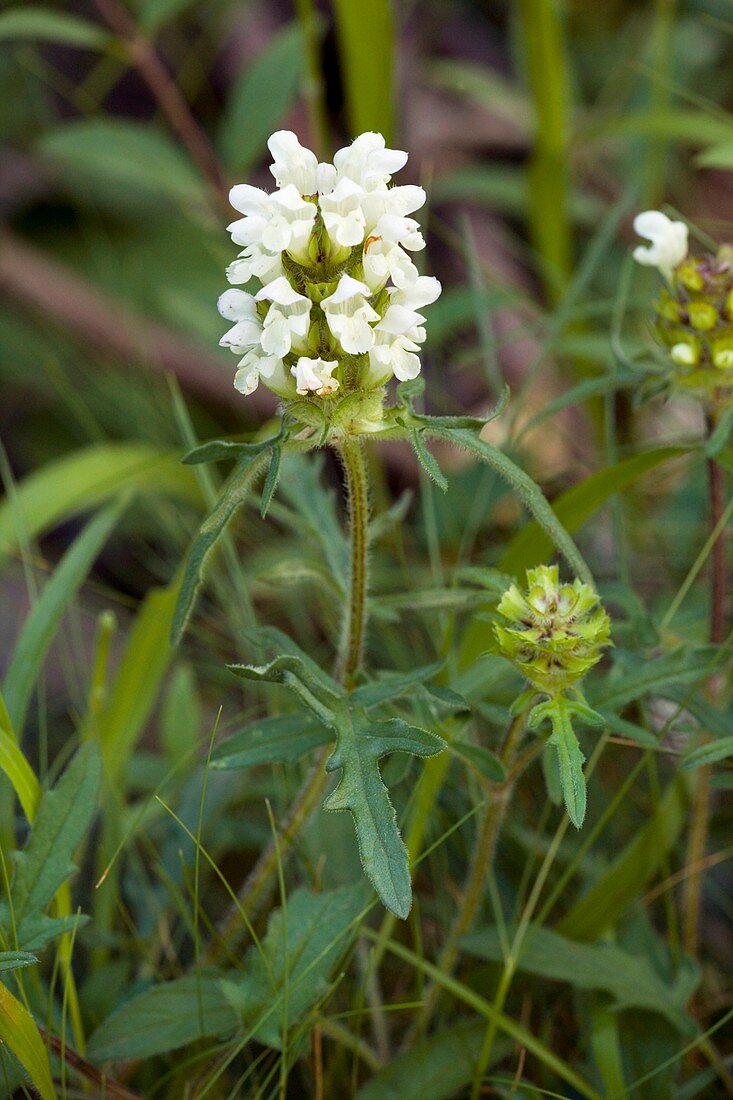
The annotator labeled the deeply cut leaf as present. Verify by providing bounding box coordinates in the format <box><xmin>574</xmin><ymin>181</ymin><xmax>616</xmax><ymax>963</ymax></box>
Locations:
<box><xmin>324</xmin><ymin>709</ymin><xmax>444</xmax><ymax>918</ymax></box>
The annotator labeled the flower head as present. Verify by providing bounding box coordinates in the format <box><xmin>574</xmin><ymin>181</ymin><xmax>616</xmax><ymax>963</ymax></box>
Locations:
<box><xmin>633</xmin><ymin>210</ymin><xmax>689</xmax><ymax>281</ymax></box>
<box><xmin>218</xmin><ymin>131</ymin><xmax>440</xmax><ymax>409</ymax></box>
<box><xmin>632</xmin><ymin>215</ymin><xmax>733</xmax><ymax>401</ymax></box>
<box><xmin>494</xmin><ymin>565</ymin><xmax>611</xmax><ymax>698</ymax></box>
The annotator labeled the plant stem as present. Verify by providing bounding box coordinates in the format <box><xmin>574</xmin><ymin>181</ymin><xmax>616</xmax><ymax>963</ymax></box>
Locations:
<box><xmin>408</xmin><ymin>709</ymin><xmax>531</xmax><ymax>1037</ymax></box>
<box><xmin>682</xmin><ymin>414</ymin><xmax>727</xmax><ymax>958</ymax></box>
<box><xmin>335</xmin><ymin>437</ymin><xmax>371</xmax><ymax>686</ymax></box>
<box><xmin>209</xmin><ymin>436</ymin><xmax>371</xmax><ymax>954</ymax></box>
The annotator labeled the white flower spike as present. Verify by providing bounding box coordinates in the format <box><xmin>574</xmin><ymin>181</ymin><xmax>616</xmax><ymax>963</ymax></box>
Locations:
<box><xmin>219</xmin><ymin>130</ymin><xmax>441</xmax><ymax>404</ymax></box>
<box><xmin>633</xmin><ymin>210</ymin><xmax>688</xmax><ymax>281</ymax></box>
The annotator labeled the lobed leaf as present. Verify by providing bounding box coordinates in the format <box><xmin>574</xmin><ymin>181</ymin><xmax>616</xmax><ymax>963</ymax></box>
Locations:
<box><xmin>325</xmin><ymin>709</ymin><xmax>444</xmax><ymax>918</ymax></box>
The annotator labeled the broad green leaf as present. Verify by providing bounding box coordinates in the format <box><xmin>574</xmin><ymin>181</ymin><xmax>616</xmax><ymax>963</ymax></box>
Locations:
<box><xmin>551</xmin><ymin>718</ymin><xmax>586</xmax><ymax>829</ymax></box>
<box><xmin>557</xmin><ymin>775</ymin><xmax>689</xmax><ymax>941</ymax></box>
<box><xmin>499</xmin><ymin>446</ymin><xmax>690</xmax><ymax>578</ymax></box>
<box><xmin>3</xmin><ymin>499</ymin><xmax>125</xmax><ymax>733</ymax></box>
<box><xmin>332</xmin><ymin>0</ymin><xmax>394</xmax><ymax>139</ymax></box>
<box><xmin>222</xmin><ymin>883</ymin><xmax>368</xmax><ymax>1048</ymax></box>
<box><xmin>450</xmin><ymin>740</ymin><xmax>506</xmax><ymax>783</ymax></box>
<box><xmin>211</xmin><ymin>713</ymin><xmax>332</xmax><ymax>770</ymax></box>
<box><xmin>96</xmin><ymin>581</ymin><xmax>179</xmax><ymax>785</ymax></box>
<box><xmin>426</xmin><ymin>426</ymin><xmax>592</xmax><ymax>585</ymax></box>
<box><xmin>0</xmin><ymin>952</ymin><xmax>36</xmax><ymax>974</ymax></box>
<box><xmin>325</xmin><ymin>711</ymin><xmax>444</xmax><ymax>918</ymax></box>
<box><xmin>461</xmin><ymin>925</ymin><xmax>697</xmax><ymax>1034</ymax></box>
<box><xmin>87</xmin><ymin>972</ymin><xmax>237</xmax><ymax>1062</ymax></box>
<box><xmin>37</xmin><ymin>120</ymin><xmax>205</xmax><ymax>204</ymax></box>
<box><xmin>0</xmin><ymin>6</ymin><xmax>110</xmax><ymax>49</ymax></box>
<box><xmin>218</xmin><ymin>23</ymin><xmax>305</xmax><ymax>173</ymax></box>
<box><xmin>171</xmin><ymin>452</ymin><xmax>268</xmax><ymax>644</ymax></box>
<box><xmin>0</xmin><ymin>444</ymin><xmax>201</xmax><ymax>565</ymax></box>
<box><xmin>356</xmin><ymin>1022</ymin><xmax>511</xmax><ymax>1100</ymax></box>
<box><xmin>88</xmin><ymin>885</ymin><xmax>366</xmax><ymax>1060</ymax></box>
<box><xmin>6</xmin><ymin>744</ymin><xmax>101</xmax><ymax>950</ymax></box>
<box><xmin>681</xmin><ymin>736</ymin><xmax>733</xmax><ymax>771</ymax></box>
<box><xmin>182</xmin><ymin>437</ymin><xmax>280</xmax><ymax>466</ymax></box>
<box><xmin>0</xmin><ymin>981</ymin><xmax>56</xmax><ymax>1100</ymax></box>
<box><xmin>160</xmin><ymin>663</ymin><xmax>200</xmax><ymax>770</ymax></box>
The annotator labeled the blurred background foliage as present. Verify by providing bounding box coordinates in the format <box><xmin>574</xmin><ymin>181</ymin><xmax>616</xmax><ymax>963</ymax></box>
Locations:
<box><xmin>1</xmin><ymin>0</ymin><xmax>733</xmax><ymax>1097</ymax></box>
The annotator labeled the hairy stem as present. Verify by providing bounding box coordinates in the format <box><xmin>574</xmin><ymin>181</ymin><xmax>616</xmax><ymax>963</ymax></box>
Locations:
<box><xmin>335</xmin><ymin>437</ymin><xmax>371</xmax><ymax>686</ymax></box>
<box><xmin>683</xmin><ymin>420</ymin><xmax>727</xmax><ymax>957</ymax></box>
<box><xmin>208</xmin><ymin>436</ymin><xmax>371</xmax><ymax>954</ymax></box>
<box><xmin>408</xmin><ymin>709</ymin><xmax>531</xmax><ymax>1038</ymax></box>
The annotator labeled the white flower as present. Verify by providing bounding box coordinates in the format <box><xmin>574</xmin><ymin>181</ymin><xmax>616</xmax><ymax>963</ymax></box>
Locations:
<box><xmin>333</xmin><ymin>132</ymin><xmax>408</xmax><ymax>190</ymax></box>
<box><xmin>391</xmin><ymin>275</ymin><xmax>442</xmax><ymax>313</ymax></box>
<box><xmin>633</xmin><ymin>210</ymin><xmax>688</xmax><ymax>280</ymax></box>
<box><xmin>217</xmin><ymin>289</ymin><xmax>262</xmax><ymax>353</ymax></box>
<box><xmin>361</xmin><ymin>186</ymin><xmax>426</xmax><ymax>238</ymax></box>
<box><xmin>291</xmin><ymin>356</ymin><xmax>339</xmax><ymax>396</ymax></box>
<box><xmin>267</xmin><ymin>130</ymin><xmax>336</xmax><ymax>197</ymax></box>
<box><xmin>226</xmin><ymin>244</ymin><xmax>282</xmax><ymax>287</ymax></box>
<box><xmin>321</xmin><ymin>274</ymin><xmax>380</xmax><ymax>354</ymax></box>
<box><xmin>228</xmin><ymin>183</ymin><xmax>316</xmax><ymax>259</ymax></box>
<box><xmin>233</xmin><ymin>346</ymin><xmax>282</xmax><ymax>395</ymax></box>
<box><xmin>362</xmin><ymin>237</ymin><xmax>419</xmax><ymax>292</ymax></box>
<box><xmin>256</xmin><ymin>277</ymin><xmax>311</xmax><ymax>358</ymax></box>
<box><xmin>319</xmin><ymin>178</ymin><xmax>367</xmax><ymax>249</ymax></box>
<box><xmin>368</xmin><ymin>332</ymin><xmax>422</xmax><ymax>384</ymax></box>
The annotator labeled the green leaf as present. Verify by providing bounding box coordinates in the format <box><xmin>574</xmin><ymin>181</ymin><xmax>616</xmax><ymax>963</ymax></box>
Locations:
<box><xmin>96</xmin><ymin>581</ymin><xmax>179</xmax><ymax>786</ymax></box>
<box><xmin>6</xmin><ymin>744</ymin><xmax>101</xmax><ymax>949</ymax></box>
<box><xmin>461</xmin><ymin>925</ymin><xmax>697</xmax><ymax>1034</ymax></box>
<box><xmin>591</xmin><ymin>647</ymin><xmax>719</xmax><ymax>712</ymax></box>
<box><xmin>211</xmin><ymin>713</ymin><xmax>332</xmax><ymax>770</ymax></box>
<box><xmin>332</xmin><ymin>0</ymin><xmax>394</xmax><ymax>140</ymax></box>
<box><xmin>218</xmin><ymin>23</ymin><xmax>305</xmax><ymax>173</ymax></box>
<box><xmin>223</xmin><ymin>884</ymin><xmax>367</xmax><ymax>1048</ymax></box>
<box><xmin>228</xmin><ymin>655</ymin><xmax>341</xmax><ymax>727</ymax></box>
<box><xmin>499</xmin><ymin>447</ymin><xmax>690</xmax><ymax>578</ymax></box>
<box><xmin>87</xmin><ymin>972</ymin><xmax>237</xmax><ymax>1062</ymax></box>
<box><xmin>530</xmin><ymin>698</ymin><xmax>587</xmax><ymax>828</ymax></box>
<box><xmin>427</xmin><ymin>426</ymin><xmax>592</xmax><ymax>585</ymax></box>
<box><xmin>0</xmin><ymin>444</ymin><xmax>201</xmax><ymax>567</ymax></box>
<box><xmin>260</xmin><ymin>445</ymin><xmax>283</xmax><ymax>518</ymax></box>
<box><xmin>325</xmin><ymin>710</ymin><xmax>444</xmax><ymax>918</ymax></box>
<box><xmin>88</xmin><ymin>884</ymin><xmax>366</xmax><ymax>1061</ymax></box>
<box><xmin>350</xmin><ymin>661</ymin><xmax>444</xmax><ymax>708</ymax></box>
<box><xmin>680</xmin><ymin>736</ymin><xmax>733</xmax><ymax>771</ymax></box>
<box><xmin>0</xmin><ymin>6</ymin><xmax>110</xmax><ymax>49</ymax></box>
<box><xmin>410</xmin><ymin>430</ymin><xmax>447</xmax><ymax>491</ymax></box>
<box><xmin>450</xmin><ymin>741</ymin><xmax>506</xmax><ymax>783</ymax></box>
<box><xmin>3</xmin><ymin>499</ymin><xmax>125</xmax><ymax>733</ymax></box>
<box><xmin>182</xmin><ymin>437</ymin><xmax>281</xmax><ymax>465</ymax></box>
<box><xmin>37</xmin><ymin>120</ymin><xmax>205</xmax><ymax>204</ymax></box>
<box><xmin>171</xmin><ymin>451</ymin><xmax>269</xmax><ymax>645</ymax></box>
<box><xmin>0</xmin><ymin>952</ymin><xmax>36</xmax><ymax>975</ymax></box>
<box><xmin>557</xmin><ymin>775</ymin><xmax>689</xmax><ymax>942</ymax></box>
<box><xmin>0</xmin><ymin>981</ymin><xmax>56</xmax><ymax>1100</ymax></box>
<box><xmin>0</xmin><ymin>722</ymin><xmax>41</xmax><ymax>822</ymax></box>
<box><xmin>356</xmin><ymin>1021</ymin><xmax>511</xmax><ymax>1100</ymax></box>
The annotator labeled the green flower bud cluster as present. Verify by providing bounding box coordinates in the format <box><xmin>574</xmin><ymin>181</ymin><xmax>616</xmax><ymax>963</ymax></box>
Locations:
<box><xmin>654</xmin><ymin>246</ymin><xmax>733</xmax><ymax>399</ymax></box>
<box><xmin>494</xmin><ymin>565</ymin><xmax>610</xmax><ymax>698</ymax></box>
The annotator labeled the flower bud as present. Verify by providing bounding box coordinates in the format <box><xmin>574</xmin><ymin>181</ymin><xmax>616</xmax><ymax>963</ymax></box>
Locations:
<box><xmin>494</xmin><ymin>565</ymin><xmax>611</xmax><ymax>698</ymax></box>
